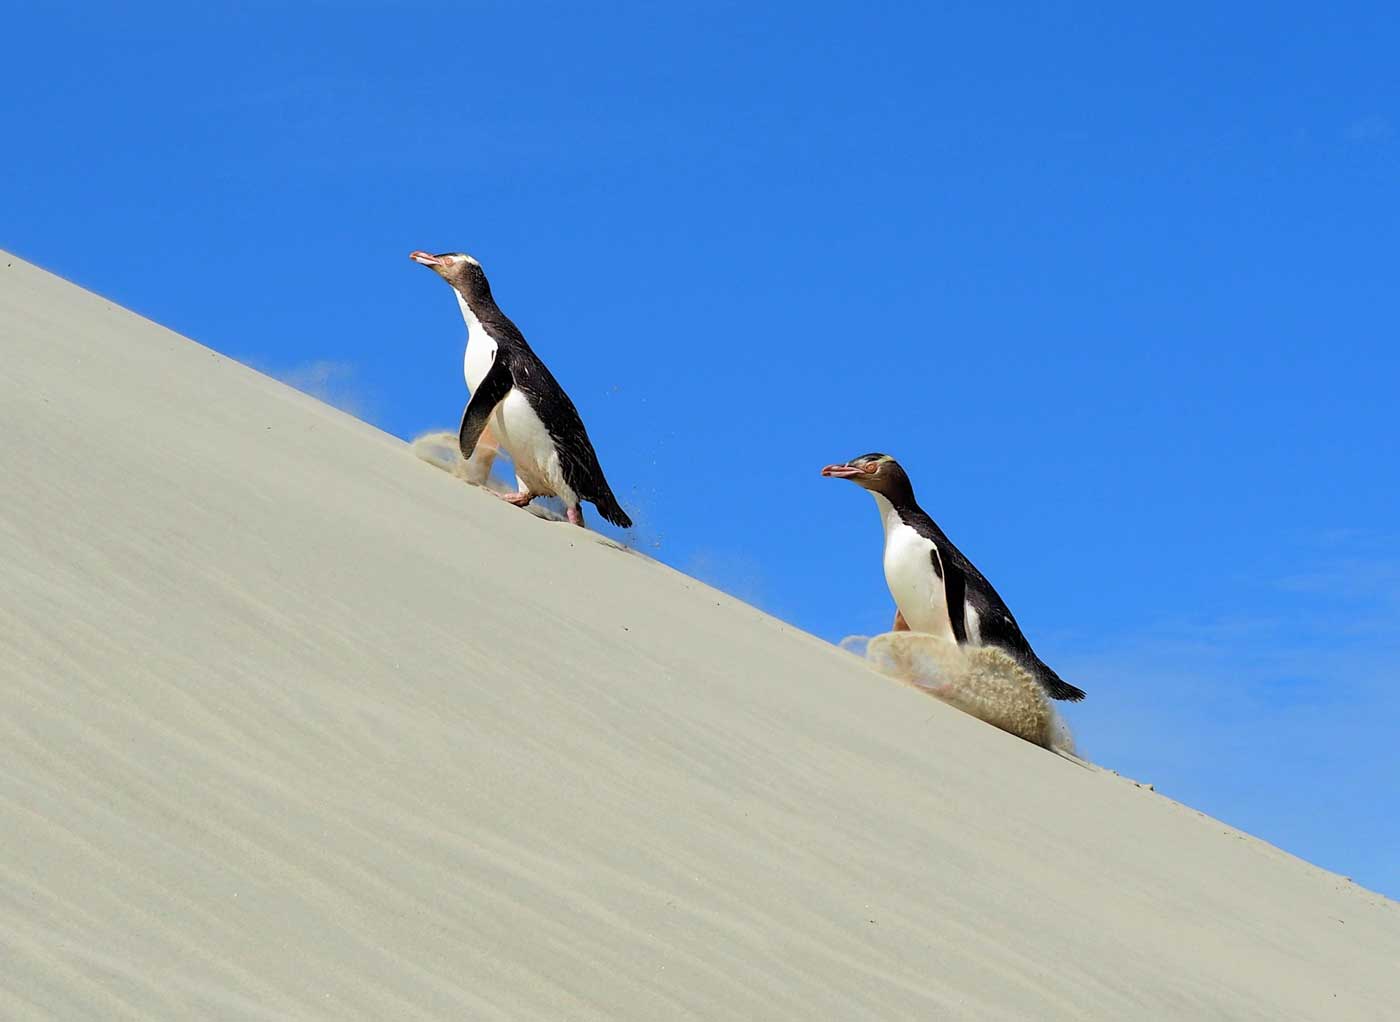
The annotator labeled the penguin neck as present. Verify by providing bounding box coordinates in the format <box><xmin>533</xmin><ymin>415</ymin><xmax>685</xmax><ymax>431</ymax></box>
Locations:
<box><xmin>869</xmin><ymin>482</ymin><xmax>924</xmax><ymax>533</ymax></box>
<box><xmin>454</xmin><ymin>289</ymin><xmax>499</xmax><ymax>340</ymax></box>
<box><xmin>870</xmin><ymin>491</ymin><xmax>907</xmax><ymax>535</ymax></box>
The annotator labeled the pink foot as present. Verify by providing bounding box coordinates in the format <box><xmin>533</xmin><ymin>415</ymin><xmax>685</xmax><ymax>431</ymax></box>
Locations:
<box><xmin>497</xmin><ymin>491</ymin><xmax>534</xmax><ymax>508</ymax></box>
<box><xmin>566</xmin><ymin>505</ymin><xmax>585</xmax><ymax>528</ymax></box>
<box><xmin>892</xmin><ymin>610</ymin><xmax>910</xmax><ymax>632</ymax></box>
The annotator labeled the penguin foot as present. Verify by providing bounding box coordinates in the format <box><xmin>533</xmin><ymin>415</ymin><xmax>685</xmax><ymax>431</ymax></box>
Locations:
<box><xmin>892</xmin><ymin>610</ymin><xmax>910</xmax><ymax>632</ymax></box>
<box><xmin>497</xmin><ymin>490</ymin><xmax>535</xmax><ymax>508</ymax></box>
<box><xmin>566</xmin><ymin>505</ymin><xmax>586</xmax><ymax>528</ymax></box>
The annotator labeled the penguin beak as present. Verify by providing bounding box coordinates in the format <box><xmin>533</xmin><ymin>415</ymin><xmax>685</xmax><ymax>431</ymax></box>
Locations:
<box><xmin>821</xmin><ymin>463</ymin><xmax>865</xmax><ymax>479</ymax></box>
<box><xmin>409</xmin><ymin>251</ymin><xmax>445</xmax><ymax>268</ymax></box>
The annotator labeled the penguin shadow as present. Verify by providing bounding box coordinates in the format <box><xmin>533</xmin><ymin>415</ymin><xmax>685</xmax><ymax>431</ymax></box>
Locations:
<box><xmin>410</xmin><ymin>430</ymin><xmax>639</xmax><ymax>554</ymax></box>
<box><xmin>840</xmin><ymin>632</ymin><xmax>1078</xmax><ymax>755</ymax></box>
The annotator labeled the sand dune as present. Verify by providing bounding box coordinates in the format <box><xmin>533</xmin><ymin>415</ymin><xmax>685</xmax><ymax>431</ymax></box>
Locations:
<box><xmin>2</xmin><ymin>251</ymin><xmax>1397</xmax><ymax>1020</ymax></box>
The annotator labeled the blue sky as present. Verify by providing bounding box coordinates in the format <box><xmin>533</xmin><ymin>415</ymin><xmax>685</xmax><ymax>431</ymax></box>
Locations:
<box><xmin>4</xmin><ymin>3</ymin><xmax>1397</xmax><ymax>897</ymax></box>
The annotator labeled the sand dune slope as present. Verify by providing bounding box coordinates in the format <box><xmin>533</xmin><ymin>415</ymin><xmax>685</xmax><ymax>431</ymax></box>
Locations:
<box><xmin>1</xmin><ymin>252</ymin><xmax>1396</xmax><ymax>1020</ymax></box>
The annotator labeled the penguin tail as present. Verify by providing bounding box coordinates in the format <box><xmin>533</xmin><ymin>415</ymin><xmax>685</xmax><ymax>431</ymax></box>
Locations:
<box><xmin>1036</xmin><ymin>661</ymin><xmax>1086</xmax><ymax>702</ymax></box>
<box><xmin>590</xmin><ymin>488</ymin><xmax>633</xmax><ymax>529</ymax></box>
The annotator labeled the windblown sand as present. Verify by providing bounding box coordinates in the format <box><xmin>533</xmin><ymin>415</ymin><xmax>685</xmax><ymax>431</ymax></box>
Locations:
<box><xmin>846</xmin><ymin>632</ymin><xmax>1075</xmax><ymax>753</ymax></box>
<box><xmin>411</xmin><ymin>429</ymin><xmax>566</xmax><ymax>521</ymax></box>
<box><xmin>2</xmin><ymin>252</ymin><xmax>1397</xmax><ymax>1020</ymax></box>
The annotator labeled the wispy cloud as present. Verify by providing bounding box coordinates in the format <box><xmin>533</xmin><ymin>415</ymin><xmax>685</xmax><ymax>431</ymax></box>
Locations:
<box><xmin>1346</xmin><ymin>115</ymin><xmax>1393</xmax><ymax>143</ymax></box>
<box><xmin>1277</xmin><ymin>559</ymin><xmax>1400</xmax><ymax>602</ymax></box>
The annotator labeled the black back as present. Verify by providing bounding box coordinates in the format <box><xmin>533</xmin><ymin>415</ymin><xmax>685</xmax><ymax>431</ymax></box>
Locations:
<box><xmin>898</xmin><ymin>502</ymin><xmax>1085</xmax><ymax>702</ymax></box>
<box><xmin>462</xmin><ymin>278</ymin><xmax>631</xmax><ymax>528</ymax></box>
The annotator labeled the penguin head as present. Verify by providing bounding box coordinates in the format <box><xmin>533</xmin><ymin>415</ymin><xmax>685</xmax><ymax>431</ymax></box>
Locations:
<box><xmin>821</xmin><ymin>453</ymin><xmax>914</xmax><ymax>501</ymax></box>
<box><xmin>409</xmin><ymin>250</ymin><xmax>492</xmax><ymax>302</ymax></box>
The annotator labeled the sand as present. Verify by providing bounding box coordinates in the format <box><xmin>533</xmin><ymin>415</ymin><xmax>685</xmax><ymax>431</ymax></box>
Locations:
<box><xmin>851</xmin><ymin>632</ymin><xmax>1075</xmax><ymax>753</ymax></box>
<box><xmin>1</xmin><ymin>251</ymin><xmax>1397</xmax><ymax>1020</ymax></box>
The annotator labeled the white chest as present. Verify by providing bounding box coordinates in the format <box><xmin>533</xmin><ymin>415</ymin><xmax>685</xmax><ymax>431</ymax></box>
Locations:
<box><xmin>874</xmin><ymin>496</ymin><xmax>956</xmax><ymax>642</ymax></box>
<box><xmin>457</xmin><ymin>291</ymin><xmax>497</xmax><ymax>392</ymax></box>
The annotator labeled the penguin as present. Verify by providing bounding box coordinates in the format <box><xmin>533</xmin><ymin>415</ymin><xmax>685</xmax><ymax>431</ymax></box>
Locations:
<box><xmin>410</xmin><ymin>251</ymin><xmax>631</xmax><ymax>529</ymax></box>
<box><xmin>821</xmin><ymin>453</ymin><xmax>1085</xmax><ymax>702</ymax></box>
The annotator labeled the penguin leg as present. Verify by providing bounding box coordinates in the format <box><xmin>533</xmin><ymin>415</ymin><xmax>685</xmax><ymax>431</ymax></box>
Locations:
<box><xmin>566</xmin><ymin>505</ymin><xmax>585</xmax><ymax>528</ymax></box>
<box><xmin>462</xmin><ymin>424</ymin><xmax>500</xmax><ymax>485</ymax></box>
<box><xmin>496</xmin><ymin>490</ymin><xmax>535</xmax><ymax>508</ymax></box>
<box><xmin>892</xmin><ymin>610</ymin><xmax>910</xmax><ymax>632</ymax></box>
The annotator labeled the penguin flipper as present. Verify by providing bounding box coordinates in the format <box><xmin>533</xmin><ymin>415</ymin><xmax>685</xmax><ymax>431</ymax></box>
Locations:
<box><xmin>458</xmin><ymin>354</ymin><xmax>514</xmax><ymax>461</ymax></box>
<box><xmin>937</xmin><ymin>550</ymin><xmax>969</xmax><ymax>645</ymax></box>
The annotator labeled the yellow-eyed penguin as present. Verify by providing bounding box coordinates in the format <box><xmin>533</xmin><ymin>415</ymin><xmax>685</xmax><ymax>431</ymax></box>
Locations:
<box><xmin>822</xmin><ymin>453</ymin><xmax>1085</xmax><ymax>701</ymax></box>
<box><xmin>410</xmin><ymin>251</ymin><xmax>631</xmax><ymax>529</ymax></box>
